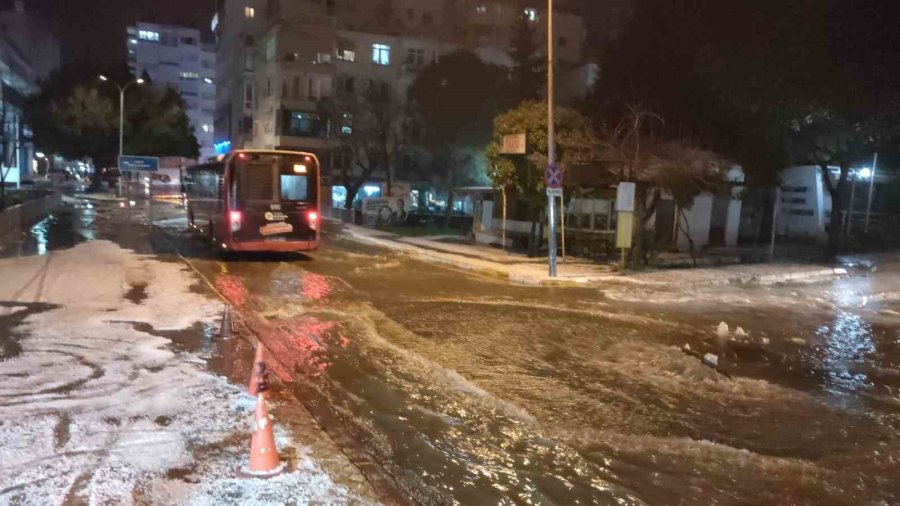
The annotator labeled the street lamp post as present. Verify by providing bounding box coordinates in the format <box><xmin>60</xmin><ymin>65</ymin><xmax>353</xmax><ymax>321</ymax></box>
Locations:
<box><xmin>98</xmin><ymin>75</ymin><xmax>143</xmax><ymax>201</ymax></box>
<box><xmin>98</xmin><ymin>75</ymin><xmax>144</xmax><ymax>162</ymax></box>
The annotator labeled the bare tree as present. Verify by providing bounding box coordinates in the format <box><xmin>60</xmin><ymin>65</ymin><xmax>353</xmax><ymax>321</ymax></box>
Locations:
<box><xmin>322</xmin><ymin>87</ymin><xmax>406</xmax><ymax>210</ymax></box>
<box><xmin>598</xmin><ymin>106</ymin><xmax>726</xmax><ymax>266</ymax></box>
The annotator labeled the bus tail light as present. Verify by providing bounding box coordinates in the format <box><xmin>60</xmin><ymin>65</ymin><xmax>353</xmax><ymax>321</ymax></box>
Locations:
<box><xmin>229</xmin><ymin>210</ymin><xmax>242</xmax><ymax>232</ymax></box>
<box><xmin>307</xmin><ymin>211</ymin><xmax>319</xmax><ymax>230</ymax></box>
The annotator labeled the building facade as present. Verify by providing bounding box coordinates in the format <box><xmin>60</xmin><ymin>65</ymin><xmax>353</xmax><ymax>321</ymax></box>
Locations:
<box><xmin>0</xmin><ymin>0</ymin><xmax>60</xmax><ymax>186</ymax></box>
<box><xmin>127</xmin><ymin>22</ymin><xmax>217</xmax><ymax>159</ymax></box>
<box><xmin>212</xmin><ymin>0</ymin><xmax>268</xmax><ymax>155</ymax></box>
<box><xmin>214</xmin><ymin>0</ymin><xmax>589</xmax><ymax>182</ymax></box>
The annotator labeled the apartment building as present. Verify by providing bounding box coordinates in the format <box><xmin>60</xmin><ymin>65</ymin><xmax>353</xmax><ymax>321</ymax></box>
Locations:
<box><xmin>127</xmin><ymin>22</ymin><xmax>217</xmax><ymax>159</ymax></box>
<box><xmin>214</xmin><ymin>0</ymin><xmax>588</xmax><ymax>171</ymax></box>
<box><xmin>212</xmin><ymin>0</ymin><xmax>268</xmax><ymax>154</ymax></box>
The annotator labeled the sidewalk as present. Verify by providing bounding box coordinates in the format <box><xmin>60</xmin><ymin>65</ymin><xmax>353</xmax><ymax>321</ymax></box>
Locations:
<box><xmin>338</xmin><ymin>223</ymin><xmax>847</xmax><ymax>288</ymax></box>
<box><xmin>0</xmin><ymin>218</ymin><xmax>379</xmax><ymax>503</ymax></box>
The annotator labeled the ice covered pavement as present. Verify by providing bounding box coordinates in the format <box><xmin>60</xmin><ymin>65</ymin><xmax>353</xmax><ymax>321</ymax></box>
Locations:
<box><xmin>0</xmin><ymin>240</ymin><xmax>376</xmax><ymax>504</ymax></box>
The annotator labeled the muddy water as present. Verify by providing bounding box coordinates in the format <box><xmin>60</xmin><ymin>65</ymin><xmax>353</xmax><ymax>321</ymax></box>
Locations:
<box><xmin>165</xmin><ymin>232</ymin><xmax>897</xmax><ymax>506</ymax></box>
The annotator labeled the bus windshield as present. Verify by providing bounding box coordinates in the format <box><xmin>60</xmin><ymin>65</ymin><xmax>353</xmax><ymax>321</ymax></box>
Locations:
<box><xmin>231</xmin><ymin>152</ymin><xmax>318</xmax><ymax>204</ymax></box>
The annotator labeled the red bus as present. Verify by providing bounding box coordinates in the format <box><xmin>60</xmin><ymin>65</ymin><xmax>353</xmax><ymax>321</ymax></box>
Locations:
<box><xmin>184</xmin><ymin>150</ymin><xmax>320</xmax><ymax>253</ymax></box>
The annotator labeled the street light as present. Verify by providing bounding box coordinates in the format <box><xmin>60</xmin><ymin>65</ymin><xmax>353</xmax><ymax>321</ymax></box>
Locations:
<box><xmin>98</xmin><ymin>75</ymin><xmax>144</xmax><ymax>162</ymax></box>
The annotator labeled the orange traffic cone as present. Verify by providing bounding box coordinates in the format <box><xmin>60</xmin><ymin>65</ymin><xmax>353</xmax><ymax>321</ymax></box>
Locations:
<box><xmin>248</xmin><ymin>342</ymin><xmax>268</xmax><ymax>396</ymax></box>
<box><xmin>240</xmin><ymin>393</ymin><xmax>285</xmax><ymax>478</ymax></box>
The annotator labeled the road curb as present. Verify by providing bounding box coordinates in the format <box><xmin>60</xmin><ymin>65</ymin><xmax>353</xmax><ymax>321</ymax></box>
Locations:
<box><xmin>340</xmin><ymin>228</ymin><xmax>599</xmax><ymax>286</ymax></box>
<box><xmin>339</xmin><ymin>226</ymin><xmax>849</xmax><ymax>289</ymax></box>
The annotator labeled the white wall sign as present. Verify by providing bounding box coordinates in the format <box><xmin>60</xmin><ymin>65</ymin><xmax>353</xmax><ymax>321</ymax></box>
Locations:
<box><xmin>616</xmin><ymin>182</ymin><xmax>636</xmax><ymax>212</ymax></box>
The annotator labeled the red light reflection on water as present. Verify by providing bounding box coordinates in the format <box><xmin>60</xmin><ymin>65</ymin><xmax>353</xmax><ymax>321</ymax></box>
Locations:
<box><xmin>300</xmin><ymin>271</ymin><xmax>333</xmax><ymax>301</ymax></box>
<box><xmin>253</xmin><ymin>315</ymin><xmax>337</xmax><ymax>378</ymax></box>
<box><xmin>215</xmin><ymin>274</ymin><xmax>249</xmax><ymax>307</ymax></box>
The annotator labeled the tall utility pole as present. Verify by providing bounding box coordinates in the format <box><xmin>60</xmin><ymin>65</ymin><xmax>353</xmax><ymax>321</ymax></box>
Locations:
<box><xmin>546</xmin><ymin>0</ymin><xmax>557</xmax><ymax>277</ymax></box>
<box><xmin>865</xmin><ymin>153</ymin><xmax>878</xmax><ymax>234</ymax></box>
<box><xmin>846</xmin><ymin>170</ymin><xmax>857</xmax><ymax>236</ymax></box>
<box><xmin>99</xmin><ymin>75</ymin><xmax>144</xmax><ymax>161</ymax></box>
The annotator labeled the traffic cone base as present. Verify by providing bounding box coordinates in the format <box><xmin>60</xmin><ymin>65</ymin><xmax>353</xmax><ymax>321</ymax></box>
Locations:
<box><xmin>238</xmin><ymin>393</ymin><xmax>285</xmax><ymax>479</ymax></box>
<box><xmin>238</xmin><ymin>461</ymin><xmax>287</xmax><ymax>479</ymax></box>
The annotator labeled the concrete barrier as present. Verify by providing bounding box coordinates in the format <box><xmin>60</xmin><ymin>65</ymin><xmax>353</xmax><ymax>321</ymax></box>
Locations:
<box><xmin>0</xmin><ymin>192</ymin><xmax>63</xmax><ymax>238</ymax></box>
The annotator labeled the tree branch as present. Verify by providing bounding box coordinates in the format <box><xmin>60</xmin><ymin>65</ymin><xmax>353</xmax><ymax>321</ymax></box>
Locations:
<box><xmin>818</xmin><ymin>163</ymin><xmax>836</xmax><ymax>196</ymax></box>
<box><xmin>642</xmin><ymin>188</ymin><xmax>662</xmax><ymax>224</ymax></box>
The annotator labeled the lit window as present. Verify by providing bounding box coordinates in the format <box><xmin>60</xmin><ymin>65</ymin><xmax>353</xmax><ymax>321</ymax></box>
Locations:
<box><xmin>203</xmin><ymin>77</ymin><xmax>214</xmax><ymax>84</ymax></box>
<box><xmin>179</xmin><ymin>72</ymin><xmax>200</xmax><ymax>80</ymax></box>
<box><xmin>202</xmin><ymin>124</ymin><xmax>211</xmax><ymax>133</ymax></box>
<box><xmin>372</xmin><ymin>43</ymin><xmax>390</xmax><ymax>66</ymax></box>
<box><xmin>337</xmin><ymin>49</ymin><xmax>355</xmax><ymax>62</ymax></box>
<box><xmin>129</xmin><ymin>38</ymin><xmax>138</xmax><ymax>45</ymax></box>
<box><xmin>476</xmin><ymin>5</ymin><xmax>487</xmax><ymax>14</ymax></box>
<box><xmin>244</xmin><ymin>6</ymin><xmax>255</xmax><ymax>19</ymax></box>
<box><xmin>138</xmin><ymin>30</ymin><xmax>160</xmax><ymax>42</ymax></box>
<box><xmin>317</xmin><ymin>53</ymin><xmax>332</xmax><ymax>64</ymax></box>
<box><xmin>524</xmin><ymin>8</ymin><xmax>537</xmax><ymax>22</ymax></box>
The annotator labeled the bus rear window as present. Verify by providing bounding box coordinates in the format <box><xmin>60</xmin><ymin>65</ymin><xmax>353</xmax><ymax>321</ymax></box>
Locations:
<box><xmin>280</xmin><ymin>174</ymin><xmax>308</xmax><ymax>201</ymax></box>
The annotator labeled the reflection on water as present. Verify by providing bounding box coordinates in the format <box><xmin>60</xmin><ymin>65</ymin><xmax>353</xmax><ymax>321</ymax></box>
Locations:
<box><xmin>31</xmin><ymin>217</ymin><xmax>49</xmax><ymax>256</ymax></box>
<box><xmin>818</xmin><ymin>312</ymin><xmax>876</xmax><ymax>395</ymax></box>
<box><xmin>300</xmin><ymin>271</ymin><xmax>333</xmax><ymax>301</ymax></box>
<box><xmin>5</xmin><ymin>200</ymin><xmax>97</xmax><ymax>257</ymax></box>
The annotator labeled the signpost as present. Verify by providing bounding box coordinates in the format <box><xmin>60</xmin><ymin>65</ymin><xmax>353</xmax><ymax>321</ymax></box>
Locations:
<box><xmin>546</xmin><ymin>162</ymin><xmax>562</xmax><ymax>276</ymax></box>
<box><xmin>616</xmin><ymin>182</ymin><xmax>636</xmax><ymax>268</ymax></box>
<box><xmin>119</xmin><ymin>156</ymin><xmax>160</xmax><ymax>172</ymax></box>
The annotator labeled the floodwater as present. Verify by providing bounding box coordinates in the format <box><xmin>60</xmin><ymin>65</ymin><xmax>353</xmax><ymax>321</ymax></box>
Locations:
<box><xmin>15</xmin><ymin>198</ymin><xmax>900</xmax><ymax>505</ymax></box>
<box><xmin>191</xmin><ymin>227</ymin><xmax>900</xmax><ymax>505</ymax></box>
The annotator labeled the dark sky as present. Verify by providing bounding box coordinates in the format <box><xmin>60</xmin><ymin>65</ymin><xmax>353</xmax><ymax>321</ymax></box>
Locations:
<box><xmin>1</xmin><ymin>0</ymin><xmax>216</xmax><ymax>69</ymax></box>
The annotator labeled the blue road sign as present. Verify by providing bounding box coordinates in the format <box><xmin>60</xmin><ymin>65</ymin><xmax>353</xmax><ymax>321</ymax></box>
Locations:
<box><xmin>545</xmin><ymin>162</ymin><xmax>562</xmax><ymax>189</ymax></box>
<box><xmin>119</xmin><ymin>155</ymin><xmax>160</xmax><ymax>172</ymax></box>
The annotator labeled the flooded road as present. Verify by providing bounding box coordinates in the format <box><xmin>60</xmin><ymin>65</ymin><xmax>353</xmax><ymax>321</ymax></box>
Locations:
<box><xmin>182</xmin><ymin>224</ymin><xmax>900</xmax><ymax>505</ymax></box>
<box><xmin>15</xmin><ymin>198</ymin><xmax>900</xmax><ymax>505</ymax></box>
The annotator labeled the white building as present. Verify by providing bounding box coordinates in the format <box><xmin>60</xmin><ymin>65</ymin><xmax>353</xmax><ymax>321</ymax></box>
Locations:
<box><xmin>776</xmin><ymin>166</ymin><xmax>829</xmax><ymax>239</ymax></box>
<box><xmin>127</xmin><ymin>22</ymin><xmax>217</xmax><ymax>159</ymax></box>
<box><xmin>775</xmin><ymin>164</ymin><xmax>889</xmax><ymax>240</ymax></box>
